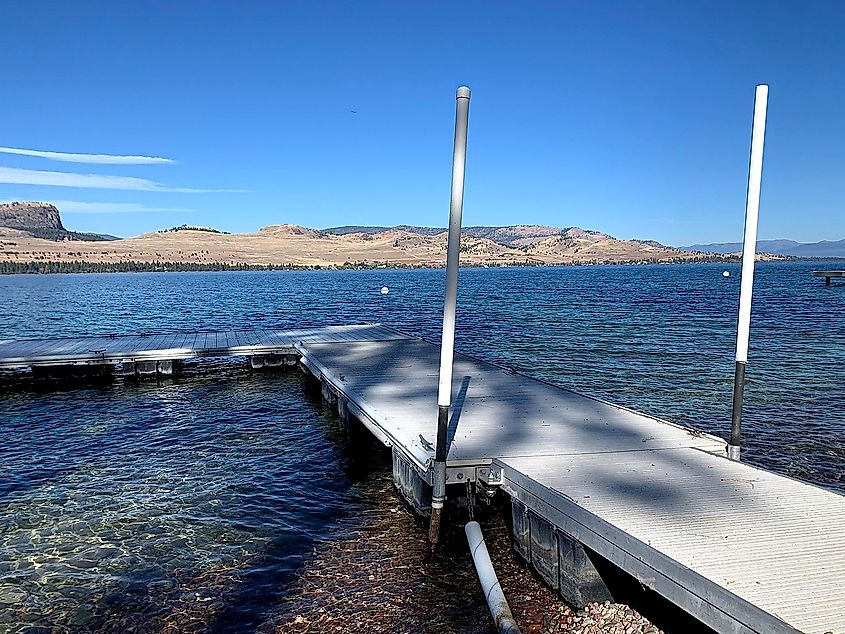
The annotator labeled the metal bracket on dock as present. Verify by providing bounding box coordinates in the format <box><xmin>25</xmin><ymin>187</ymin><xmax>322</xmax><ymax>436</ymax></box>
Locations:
<box><xmin>444</xmin><ymin>465</ymin><xmax>503</xmax><ymax>487</ymax></box>
<box><xmin>479</xmin><ymin>465</ymin><xmax>504</xmax><ymax>486</ymax></box>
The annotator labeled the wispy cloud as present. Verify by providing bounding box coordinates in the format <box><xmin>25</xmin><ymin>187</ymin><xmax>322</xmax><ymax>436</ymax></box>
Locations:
<box><xmin>0</xmin><ymin>146</ymin><xmax>175</xmax><ymax>165</ymax></box>
<box><xmin>47</xmin><ymin>200</ymin><xmax>195</xmax><ymax>214</ymax></box>
<box><xmin>0</xmin><ymin>167</ymin><xmax>242</xmax><ymax>193</ymax></box>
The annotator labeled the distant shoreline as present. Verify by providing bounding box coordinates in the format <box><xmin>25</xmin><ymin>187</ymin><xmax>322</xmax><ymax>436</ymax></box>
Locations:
<box><xmin>0</xmin><ymin>256</ymin><xmax>830</xmax><ymax>275</ymax></box>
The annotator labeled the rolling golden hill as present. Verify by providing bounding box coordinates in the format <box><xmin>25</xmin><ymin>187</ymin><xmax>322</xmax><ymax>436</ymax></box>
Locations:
<box><xmin>0</xmin><ymin>202</ymin><xmax>760</xmax><ymax>270</ymax></box>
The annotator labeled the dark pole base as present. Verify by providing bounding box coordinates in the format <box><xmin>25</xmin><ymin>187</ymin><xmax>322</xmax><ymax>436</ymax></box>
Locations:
<box><xmin>428</xmin><ymin>507</ymin><xmax>443</xmax><ymax>553</ymax></box>
<box><xmin>729</xmin><ymin>360</ymin><xmax>747</xmax><ymax>461</ymax></box>
<box><xmin>429</xmin><ymin>405</ymin><xmax>450</xmax><ymax>551</ymax></box>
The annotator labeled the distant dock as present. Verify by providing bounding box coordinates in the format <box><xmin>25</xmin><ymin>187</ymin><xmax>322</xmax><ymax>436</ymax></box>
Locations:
<box><xmin>812</xmin><ymin>270</ymin><xmax>845</xmax><ymax>285</ymax></box>
<box><xmin>2</xmin><ymin>325</ymin><xmax>844</xmax><ymax>633</ymax></box>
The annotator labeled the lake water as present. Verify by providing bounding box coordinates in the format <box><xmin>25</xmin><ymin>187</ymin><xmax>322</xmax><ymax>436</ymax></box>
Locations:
<box><xmin>0</xmin><ymin>261</ymin><xmax>843</xmax><ymax>631</ymax></box>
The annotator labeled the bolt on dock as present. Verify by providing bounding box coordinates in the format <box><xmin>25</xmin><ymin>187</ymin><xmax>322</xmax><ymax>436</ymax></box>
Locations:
<box><xmin>1</xmin><ymin>324</ymin><xmax>843</xmax><ymax>634</ymax></box>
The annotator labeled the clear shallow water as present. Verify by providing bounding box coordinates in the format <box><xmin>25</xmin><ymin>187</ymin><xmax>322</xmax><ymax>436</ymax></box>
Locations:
<box><xmin>0</xmin><ymin>367</ymin><xmax>365</xmax><ymax>632</ymax></box>
<box><xmin>0</xmin><ymin>261</ymin><xmax>843</xmax><ymax>631</ymax></box>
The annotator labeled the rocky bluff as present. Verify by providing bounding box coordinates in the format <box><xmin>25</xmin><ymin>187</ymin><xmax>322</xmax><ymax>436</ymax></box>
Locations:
<box><xmin>0</xmin><ymin>202</ymin><xmax>65</xmax><ymax>231</ymax></box>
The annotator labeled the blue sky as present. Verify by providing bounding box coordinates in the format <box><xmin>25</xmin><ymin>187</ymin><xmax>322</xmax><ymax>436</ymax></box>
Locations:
<box><xmin>0</xmin><ymin>1</ymin><xmax>842</xmax><ymax>245</ymax></box>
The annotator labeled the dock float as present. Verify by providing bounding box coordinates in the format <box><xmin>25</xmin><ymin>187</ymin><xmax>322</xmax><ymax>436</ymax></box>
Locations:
<box><xmin>2</xmin><ymin>325</ymin><xmax>843</xmax><ymax>633</ymax></box>
<box><xmin>812</xmin><ymin>270</ymin><xmax>845</xmax><ymax>285</ymax></box>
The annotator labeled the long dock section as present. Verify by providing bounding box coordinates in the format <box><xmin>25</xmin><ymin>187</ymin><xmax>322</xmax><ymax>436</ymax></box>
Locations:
<box><xmin>297</xmin><ymin>335</ymin><xmax>845</xmax><ymax>634</ymax></box>
<box><xmin>0</xmin><ymin>324</ymin><xmax>404</xmax><ymax>370</ymax></box>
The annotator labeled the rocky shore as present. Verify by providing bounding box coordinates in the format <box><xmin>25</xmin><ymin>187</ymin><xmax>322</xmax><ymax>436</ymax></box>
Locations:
<box><xmin>262</xmin><ymin>472</ymin><xmax>663</xmax><ymax>634</ymax></box>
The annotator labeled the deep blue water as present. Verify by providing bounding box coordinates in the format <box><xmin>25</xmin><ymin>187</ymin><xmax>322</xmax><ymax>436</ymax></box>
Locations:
<box><xmin>0</xmin><ymin>261</ymin><xmax>843</xmax><ymax>630</ymax></box>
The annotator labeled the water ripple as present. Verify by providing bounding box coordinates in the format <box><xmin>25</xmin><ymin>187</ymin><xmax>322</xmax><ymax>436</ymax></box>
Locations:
<box><xmin>0</xmin><ymin>261</ymin><xmax>842</xmax><ymax>630</ymax></box>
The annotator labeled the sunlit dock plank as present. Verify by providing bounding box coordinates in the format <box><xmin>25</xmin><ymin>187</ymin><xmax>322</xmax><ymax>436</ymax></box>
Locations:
<box><xmin>297</xmin><ymin>336</ymin><xmax>845</xmax><ymax>634</ymax></box>
<box><xmin>497</xmin><ymin>451</ymin><xmax>845</xmax><ymax>634</ymax></box>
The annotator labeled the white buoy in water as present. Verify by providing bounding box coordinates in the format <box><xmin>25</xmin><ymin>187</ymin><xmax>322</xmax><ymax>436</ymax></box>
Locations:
<box><xmin>723</xmin><ymin>271</ymin><xmax>730</xmax><ymax>278</ymax></box>
<box><xmin>380</xmin><ymin>286</ymin><xmax>389</xmax><ymax>294</ymax></box>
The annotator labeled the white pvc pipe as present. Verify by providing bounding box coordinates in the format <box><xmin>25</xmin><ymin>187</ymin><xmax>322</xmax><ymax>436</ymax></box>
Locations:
<box><xmin>465</xmin><ymin>521</ymin><xmax>521</xmax><ymax>634</ymax></box>
<box><xmin>735</xmin><ymin>84</ymin><xmax>768</xmax><ymax>364</ymax></box>
<box><xmin>437</xmin><ymin>86</ymin><xmax>471</xmax><ymax>408</ymax></box>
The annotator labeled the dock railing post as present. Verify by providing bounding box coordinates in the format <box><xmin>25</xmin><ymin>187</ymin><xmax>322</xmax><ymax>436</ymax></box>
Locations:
<box><xmin>729</xmin><ymin>84</ymin><xmax>768</xmax><ymax>462</ymax></box>
<box><xmin>429</xmin><ymin>85</ymin><xmax>471</xmax><ymax>549</ymax></box>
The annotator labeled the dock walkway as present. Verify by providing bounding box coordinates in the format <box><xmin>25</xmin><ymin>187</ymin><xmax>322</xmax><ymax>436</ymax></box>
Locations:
<box><xmin>296</xmin><ymin>334</ymin><xmax>845</xmax><ymax>634</ymax></box>
<box><xmin>2</xmin><ymin>325</ymin><xmax>843</xmax><ymax>633</ymax></box>
<box><xmin>0</xmin><ymin>324</ymin><xmax>403</xmax><ymax>370</ymax></box>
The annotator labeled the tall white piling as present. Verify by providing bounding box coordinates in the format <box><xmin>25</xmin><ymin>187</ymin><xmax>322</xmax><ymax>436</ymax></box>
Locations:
<box><xmin>429</xmin><ymin>86</ymin><xmax>471</xmax><ymax>549</ymax></box>
<box><xmin>729</xmin><ymin>84</ymin><xmax>769</xmax><ymax>462</ymax></box>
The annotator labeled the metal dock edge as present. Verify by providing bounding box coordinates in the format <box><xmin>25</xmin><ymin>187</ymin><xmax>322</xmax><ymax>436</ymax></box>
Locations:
<box><xmin>495</xmin><ymin>450</ymin><xmax>844</xmax><ymax>634</ymax></box>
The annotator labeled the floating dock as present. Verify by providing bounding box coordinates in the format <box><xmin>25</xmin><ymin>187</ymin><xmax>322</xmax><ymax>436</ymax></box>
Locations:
<box><xmin>0</xmin><ymin>324</ymin><xmax>404</xmax><ymax>374</ymax></box>
<box><xmin>2</xmin><ymin>324</ymin><xmax>843</xmax><ymax>634</ymax></box>
<box><xmin>812</xmin><ymin>270</ymin><xmax>845</xmax><ymax>285</ymax></box>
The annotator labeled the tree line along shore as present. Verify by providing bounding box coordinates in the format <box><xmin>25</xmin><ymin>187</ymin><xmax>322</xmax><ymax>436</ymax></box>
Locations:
<box><xmin>0</xmin><ymin>255</ymin><xmax>758</xmax><ymax>275</ymax></box>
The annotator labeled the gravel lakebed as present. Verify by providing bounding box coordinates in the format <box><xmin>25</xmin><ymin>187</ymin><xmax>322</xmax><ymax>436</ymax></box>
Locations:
<box><xmin>263</xmin><ymin>472</ymin><xmax>664</xmax><ymax>634</ymax></box>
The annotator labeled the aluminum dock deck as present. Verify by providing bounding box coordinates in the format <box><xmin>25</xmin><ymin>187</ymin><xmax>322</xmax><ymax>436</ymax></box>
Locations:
<box><xmin>296</xmin><ymin>335</ymin><xmax>845</xmax><ymax>634</ymax></box>
<box><xmin>2</xmin><ymin>325</ymin><xmax>843</xmax><ymax>633</ymax></box>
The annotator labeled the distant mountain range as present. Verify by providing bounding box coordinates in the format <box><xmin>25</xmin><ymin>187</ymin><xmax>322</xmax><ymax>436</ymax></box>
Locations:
<box><xmin>323</xmin><ymin>224</ymin><xmax>611</xmax><ymax>248</ymax></box>
<box><xmin>679</xmin><ymin>239</ymin><xmax>845</xmax><ymax>258</ymax></box>
<box><xmin>2</xmin><ymin>206</ymin><xmax>747</xmax><ymax>269</ymax></box>
<box><xmin>328</xmin><ymin>226</ymin><xmax>845</xmax><ymax>258</ymax></box>
<box><xmin>1</xmin><ymin>203</ymin><xmax>834</xmax><ymax>272</ymax></box>
<box><xmin>3</xmin><ymin>204</ymin><xmax>840</xmax><ymax>258</ymax></box>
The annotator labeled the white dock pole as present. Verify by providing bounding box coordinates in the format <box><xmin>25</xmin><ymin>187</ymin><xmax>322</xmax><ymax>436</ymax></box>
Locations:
<box><xmin>729</xmin><ymin>84</ymin><xmax>769</xmax><ymax>462</ymax></box>
<box><xmin>429</xmin><ymin>85</ymin><xmax>471</xmax><ymax>549</ymax></box>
